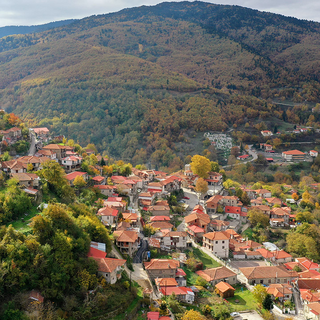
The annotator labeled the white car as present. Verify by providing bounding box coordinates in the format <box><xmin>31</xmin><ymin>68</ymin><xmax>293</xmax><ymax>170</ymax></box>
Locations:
<box><xmin>230</xmin><ymin>312</ymin><xmax>241</xmax><ymax>318</ymax></box>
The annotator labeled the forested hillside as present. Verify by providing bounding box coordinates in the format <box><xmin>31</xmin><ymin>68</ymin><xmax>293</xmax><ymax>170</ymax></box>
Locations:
<box><xmin>0</xmin><ymin>1</ymin><xmax>320</xmax><ymax>167</ymax></box>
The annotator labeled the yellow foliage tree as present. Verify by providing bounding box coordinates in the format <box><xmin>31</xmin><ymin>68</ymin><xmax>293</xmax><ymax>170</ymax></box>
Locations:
<box><xmin>190</xmin><ymin>155</ymin><xmax>211</xmax><ymax>178</ymax></box>
<box><xmin>194</xmin><ymin>178</ymin><xmax>208</xmax><ymax>196</ymax></box>
<box><xmin>181</xmin><ymin>309</ymin><xmax>205</xmax><ymax>320</ymax></box>
<box><xmin>73</xmin><ymin>175</ymin><xmax>86</xmax><ymax>188</ymax></box>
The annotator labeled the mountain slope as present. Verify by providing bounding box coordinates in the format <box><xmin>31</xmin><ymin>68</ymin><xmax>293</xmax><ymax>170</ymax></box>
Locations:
<box><xmin>0</xmin><ymin>2</ymin><xmax>319</xmax><ymax>167</ymax></box>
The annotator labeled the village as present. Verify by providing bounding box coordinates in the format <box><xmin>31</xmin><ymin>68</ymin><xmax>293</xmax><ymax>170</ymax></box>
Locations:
<box><xmin>1</xmin><ymin>118</ymin><xmax>320</xmax><ymax>320</ymax></box>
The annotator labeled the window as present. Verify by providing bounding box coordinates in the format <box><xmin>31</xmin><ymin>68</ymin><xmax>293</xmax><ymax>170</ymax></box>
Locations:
<box><xmin>215</xmin><ymin>241</ymin><xmax>218</xmax><ymax>244</ymax></box>
<box><xmin>268</xmin><ymin>279</ymin><xmax>271</xmax><ymax>284</ymax></box>
<box><xmin>222</xmin><ymin>246</ymin><xmax>225</xmax><ymax>249</ymax></box>
<box><xmin>260</xmin><ymin>280</ymin><xmax>264</xmax><ymax>284</ymax></box>
<box><xmin>222</xmin><ymin>241</ymin><xmax>225</xmax><ymax>244</ymax></box>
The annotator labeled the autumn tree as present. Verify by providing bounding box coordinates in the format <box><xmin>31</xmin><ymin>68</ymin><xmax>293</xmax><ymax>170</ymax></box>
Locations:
<box><xmin>181</xmin><ymin>309</ymin><xmax>205</xmax><ymax>320</ymax></box>
<box><xmin>210</xmin><ymin>161</ymin><xmax>219</xmax><ymax>172</ymax></box>
<box><xmin>190</xmin><ymin>155</ymin><xmax>211</xmax><ymax>178</ymax></box>
<box><xmin>247</xmin><ymin>208</ymin><xmax>269</xmax><ymax>227</ymax></box>
<box><xmin>194</xmin><ymin>178</ymin><xmax>208</xmax><ymax>197</ymax></box>
<box><xmin>73</xmin><ymin>176</ymin><xmax>87</xmax><ymax>189</ymax></box>
<box><xmin>252</xmin><ymin>284</ymin><xmax>268</xmax><ymax>305</ymax></box>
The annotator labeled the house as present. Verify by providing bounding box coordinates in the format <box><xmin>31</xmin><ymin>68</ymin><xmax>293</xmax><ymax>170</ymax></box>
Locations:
<box><xmin>65</xmin><ymin>171</ymin><xmax>89</xmax><ymax>186</ymax></box>
<box><xmin>160</xmin><ymin>286</ymin><xmax>194</xmax><ymax>304</ymax></box>
<box><xmin>0</xmin><ymin>127</ymin><xmax>22</xmax><ymax>145</ymax></box>
<box><xmin>1</xmin><ymin>160</ymin><xmax>27</xmax><ymax>174</ymax></box>
<box><xmin>224</xmin><ymin>206</ymin><xmax>247</xmax><ymax>221</ymax></box>
<box><xmin>147</xmin><ymin>182</ymin><xmax>163</xmax><ymax>194</ymax></box>
<box><xmin>210</xmin><ymin>219</ymin><xmax>230</xmax><ymax>231</ymax></box>
<box><xmin>206</xmin><ymin>172</ymin><xmax>223</xmax><ymax>186</ymax></box>
<box><xmin>32</xmin><ymin>127</ymin><xmax>50</xmax><ymax>139</ymax></box>
<box><xmin>254</xmin><ymin>189</ymin><xmax>272</xmax><ymax>198</ymax></box>
<box><xmin>155</xmin><ymin>278</ymin><xmax>178</xmax><ymax>290</ymax></box>
<box><xmin>97</xmin><ymin>207</ymin><xmax>118</xmax><ymax>227</ymax></box>
<box><xmin>255</xmin><ymin>205</ymin><xmax>271</xmax><ymax>216</ymax></box>
<box><xmin>267</xmin><ymin>284</ymin><xmax>293</xmax><ymax>301</ymax></box>
<box><xmin>149</xmin><ymin>221</ymin><xmax>173</xmax><ymax>232</ymax></box>
<box><xmin>270</xmin><ymin>207</ymin><xmax>289</xmax><ymax>226</ymax></box>
<box><xmin>215</xmin><ymin>281</ymin><xmax>235</xmax><ymax>298</ymax></box>
<box><xmin>305</xmin><ymin>302</ymin><xmax>320</xmax><ymax>320</ymax></box>
<box><xmin>310</xmin><ymin>150</ymin><xmax>319</xmax><ymax>157</ymax></box>
<box><xmin>187</xmin><ymin>225</ymin><xmax>205</xmax><ymax>242</ymax></box>
<box><xmin>161</xmin><ymin>231</ymin><xmax>187</xmax><ymax>249</ymax></box>
<box><xmin>35</xmin><ymin>149</ymin><xmax>57</xmax><ymax>160</ymax></box>
<box><xmin>42</xmin><ymin>144</ymin><xmax>69</xmax><ymax>160</ymax></box>
<box><xmin>295</xmin><ymin>257</ymin><xmax>320</xmax><ymax>271</ymax></box>
<box><xmin>61</xmin><ymin>156</ymin><xmax>82</xmax><ymax>172</ymax></box>
<box><xmin>104</xmin><ymin>198</ymin><xmax>127</xmax><ymax>213</ymax></box>
<box><xmin>260</xmin><ymin>143</ymin><xmax>273</xmax><ymax>152</ymax></box>
<box><xmin>91</xmin><ymin>257</ymin><xmax>126</xmax><ymax>284</ymax></box>
<box><xmin>205</xmin><ymin>195</ymin><xmax>223</xmax><ymax>215</ymax></box>
<box><xmin>148</xmin><ymin>205</ymin><xmax>170</xmax><ymax>216</ymax></box>
<box><xmin>237</xmin><ymin>154</ymin><xmax>249</xmax><ymax>160</ymax></box>
<box><xmin>160</xmin><ymin>175</ymin><xmax>182</xmax><ymax>193</ymax></box>
<box><xmin>196</xmin><ymin>266</ymin><xmax>237</xmax><ymax>285</ymax></box>
<box><xmin>144</xmin><ymin>259</ymin><xmax>180</xmax><ymax>280</ymax></box>
<box><xmin>261</xmin><ymin>130</ymin><xmax>273</xmax><ymax>137</ymax></box>
<box><xmin>149</xmin><ymin>216</ymin><xmax>171</xmax><ymax>222</ymax></box>
<box><xmin>122</xmin><ymin>212</ymin><xmax>138</xmax><ymax>227</ymax></box>
<box><xmin>255</xmin><ymin>248</ymin><xmax>292</xmax><ymax>264</ymax></box>
<box><xmin>184</xmin><ymin>212</ymin><xmax>210</xmax><ymax>232</ymax></box>
<box><xmin>239</xmin><ymin>266</ymin><xmax>293</xmax><ymax>285</ymax></box>
<box><xmin>11</xmin><ymin>172</ymin><xmax>40</xmax><ymax>189</ymax></box>
<box><xmin>282</xmin><ymin>150</ymin><xmax>305</xmax><ymax>161</ymax></box>
<box><xmin>265</xmin><ymin>197</ymin><xmax>282</xmax><ymax>207</ymax></box>
<box><xmin>138</xmin><ymin>192</ymin><xmax>155</xmax><ymax>207</ymax></box>
<box><xmin>176</xmin><ymin>268</ymin><xmax>187</xmax><ymax>287</ymax></box>
<box><xmin>94</xmin><ymin>185</ymin><xmax>116</xmax><ymax>197</ymax></box>
<box><xmin>113</xmin><ymin>230</ymin><xmax>139</xmax><ymax>257</ymax></box>
<box><xmin>92</xmin><ymin>176</ymin><xmax>106</xmax><ymax>185</ymax></box>
<box><xmin>202</xmin><ymin>232</ymin><xmax>230</xmax><ymax>258</ymax></box>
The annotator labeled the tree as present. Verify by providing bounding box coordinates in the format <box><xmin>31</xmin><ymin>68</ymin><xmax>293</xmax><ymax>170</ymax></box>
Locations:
<box><xmin>263</xmin><ymin>294</ymin><xmax>273</xmax><ymax>310</ymax></box>
<box><xmin>247</xmin><ymin>208</ymin><xmax>269</xmax><ymax>227</ymax></box>
<box><xmin>272</xmin><ymin>137</ymin><xmax>282</xmax><ymax>149</ymax></box>
<box><xmin>211</xmin><ymin>161</ymin><xmax>219</xmax><ymax>172</ymax></box>
<box><xmin>252</xmin><ymin>284</ymin><xmax>268</xmax><ymax>305</ymax></box>
<box><xmin>195</xmin><ymin>276</ymin><xmax>208</xmax><ymax>287</ymax></box>
<box><xmin>190</xmin><ymin>155</ymin><xmax>211</xmax><ymax>178</ymax></box>
<box><xmin>230</xmin><ymin>146</ymin><xmax>240</xmax><ymax>157</ymax></box>
<box><xmin>292</xmin><ymin>193</ymin><xmax>299</xmax><ymax>201</ymax></box>
<box><xmin>181</xmin><ymin>309</ymin><xmax>205</xmax><ymax>320</ymax></box>
<box><xmin>240</xmin><ymin>191</ymin><xmax>251</xmax><ymax>206</ymax></box>
<box><xmin>296</xmin><ymin>211</ymin><xmax>313</xmax><ymax>223</ymax></box>
<box><xmin>194</xmin><ymin>178</ymin><xmax>208</xmax><ymax>197</ymax></box>
<box><xmin>73</xmin><ymin>176</ymin><xmax>87</xmax><ymax>189</ymax></box>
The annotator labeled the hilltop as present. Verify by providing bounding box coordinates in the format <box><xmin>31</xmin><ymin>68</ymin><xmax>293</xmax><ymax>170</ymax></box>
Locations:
<box><xmin>0</xmin><ymin>2</ymin><xmax>320</xmax><ymax>167</ymax></box>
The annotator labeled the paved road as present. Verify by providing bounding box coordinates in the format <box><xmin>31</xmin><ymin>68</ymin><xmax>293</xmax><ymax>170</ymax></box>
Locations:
<box><xmin>133</xmin><ymin>239</ymin><xmax>148</xmax><ymax>263</ymax></box>
<box><xmin>222</xmin><ymin>145</ymin><xmax>258</xmax><ymax>169</ymax></box>
<box><xmin>28</xmin><ymin>132</ymin><xmax>36</xmax><ymax>156</ymax></box>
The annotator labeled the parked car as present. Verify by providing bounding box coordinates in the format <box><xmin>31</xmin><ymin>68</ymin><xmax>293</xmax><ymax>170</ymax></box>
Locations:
<box><xmin>183</xmin><ymin>196</ymin><xmax>190</xmax><ymax>200</ymax></box>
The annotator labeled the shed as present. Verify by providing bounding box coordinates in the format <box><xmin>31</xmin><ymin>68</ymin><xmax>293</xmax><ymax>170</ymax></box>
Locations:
<box><xmin>215</xmin><ymin>281</ymin><xmax>235</xmax><ymax>298</ymax></box>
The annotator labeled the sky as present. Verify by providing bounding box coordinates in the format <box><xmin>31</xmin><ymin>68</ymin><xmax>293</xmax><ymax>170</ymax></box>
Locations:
<box><xmin>0</xmin><ymin>0</ymin><xmax>319</xmax><ymax>28</ymax></box>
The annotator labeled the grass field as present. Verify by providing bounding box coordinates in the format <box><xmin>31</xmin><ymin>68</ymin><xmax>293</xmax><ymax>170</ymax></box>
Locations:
<box><xmin>7</xmin><ymin>206</ymin><xmax>39</xmax><ymax>232</ymax></box>
<box><xmin>227</xmin><ymin>285</ymin><xmax>258</xmax><ymax>312</ymax></box>
<box><xmin>193</xmin><ymin>247</ymin><xmax>220</xmax><ymax>269</ymax></box>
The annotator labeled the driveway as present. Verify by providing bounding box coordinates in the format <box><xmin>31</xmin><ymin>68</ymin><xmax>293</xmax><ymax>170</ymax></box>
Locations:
<box><xmin>233</xmin><ymin>311</ymin><xmax>263</xmax><ymax>320</ymax></box>
<box><xmin>133</xmin><ymin>239</ymin><xmax>148</xmax><ymax>263</ymax></box>
<box><xmin>28</xmin><ymin>132</ymin><xmax>36</xmax><ymax>156</ymax></box>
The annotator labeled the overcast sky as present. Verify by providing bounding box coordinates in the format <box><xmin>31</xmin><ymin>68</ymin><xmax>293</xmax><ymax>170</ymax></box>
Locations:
<box><xmin>0</xmin><ymin>0</ymin><xmax>319</xmax><ymax>27</ymax></box>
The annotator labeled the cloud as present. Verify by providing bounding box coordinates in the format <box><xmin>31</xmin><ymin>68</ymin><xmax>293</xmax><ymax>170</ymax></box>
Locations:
<box><xmin>0</xmin><ymin>0</ymin><xmax>319</xmax><ymax>27</ymax></box>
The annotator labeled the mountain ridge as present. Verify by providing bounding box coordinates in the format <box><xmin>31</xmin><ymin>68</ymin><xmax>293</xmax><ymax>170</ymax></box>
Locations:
<box><xmin>0</xmin><ymin>1</ymin><xmax>319</xmax><ymax>168</ymax></box>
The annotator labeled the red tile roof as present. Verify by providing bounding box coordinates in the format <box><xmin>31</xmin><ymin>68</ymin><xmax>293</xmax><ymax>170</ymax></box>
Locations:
<box><xmin>92</xmin><ymin>257</ymin><xmax>126</xmax><ymax>273</ymax></box>
<box><xmin>144</xmin><ymin>259</ymin><xmax>179</xmax><ymax>270</ymax></box>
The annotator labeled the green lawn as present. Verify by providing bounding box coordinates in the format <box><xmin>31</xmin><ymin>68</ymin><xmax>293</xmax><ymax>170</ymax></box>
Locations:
<box><xmin>183</xmin><ymin>266</ymin><xmax>199</xmax><ymax>286</ymax></box>
<box><xmin>7</xmin><ymin>206</ymin><xmax>39</xmax><ymax>232</ymax></box>
<box><xmin>193</xmin><ymin>247</ymin><xmax>220</xmax><ymax>269</ymax></box>
<box><xmin>226</xmin><ymin>285</ymin><xmax>258</xmax><ymax>312</ymax></box>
